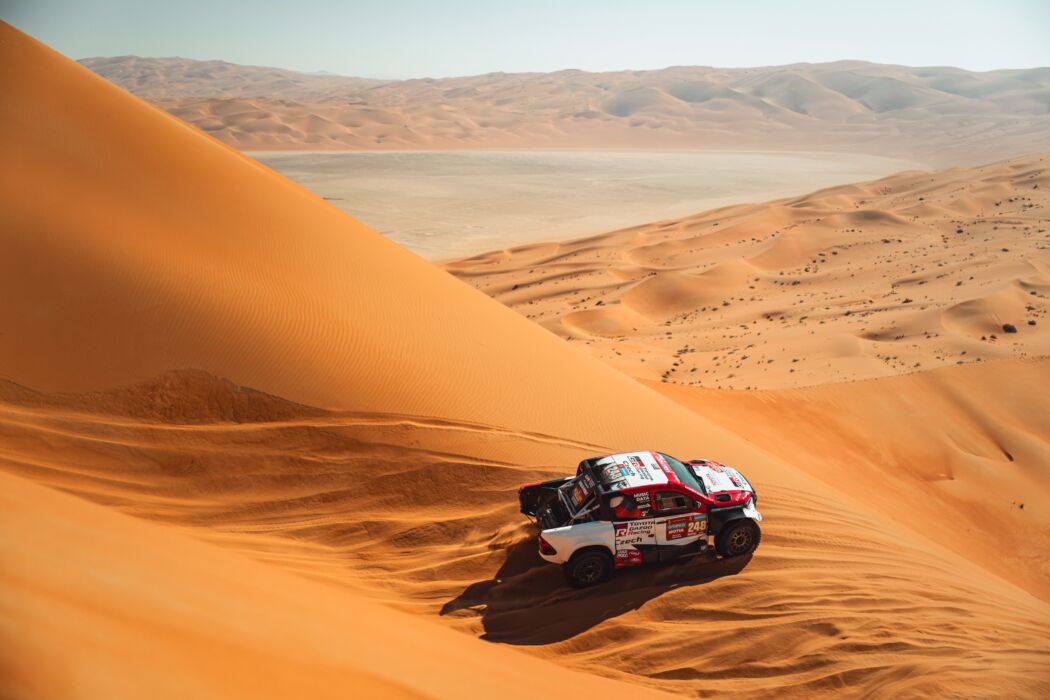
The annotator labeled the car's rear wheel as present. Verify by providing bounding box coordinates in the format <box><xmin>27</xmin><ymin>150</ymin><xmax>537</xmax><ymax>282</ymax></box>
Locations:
<box><xmin>563</xmin><ymin>549</ymin><xmax>613</xmax><ymax>588</ymax></box>
<box><xmin>715</xmin><ymin>519</ymin><xmax>761</xmax><ymax>558</ymax></box>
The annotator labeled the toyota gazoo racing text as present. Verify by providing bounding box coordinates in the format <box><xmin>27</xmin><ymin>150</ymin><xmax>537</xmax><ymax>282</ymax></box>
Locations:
<box><xmin>518</xmin><ymin>451</ymin><xmax>762</xmax><ymax>587</ymax></box>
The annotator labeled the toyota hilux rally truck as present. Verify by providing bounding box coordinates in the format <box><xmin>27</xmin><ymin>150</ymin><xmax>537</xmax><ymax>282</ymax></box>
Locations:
<box><xmin>519</xmin><ymin>451</ymin><xmax>761</xmax><ymax>587</ymax></box>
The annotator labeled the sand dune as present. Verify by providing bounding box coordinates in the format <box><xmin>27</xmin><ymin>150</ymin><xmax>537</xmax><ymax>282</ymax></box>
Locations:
<box><xmin>1</xmin><ymin>369</ymin><xmax>1046</xmax><ymax>698</ymax></box>
<box><xmin>650</xmin><ymin>359</ymin><xmax>1050</xmax><ymax>598</ymax></box>
<box><xmin>0</xmin><ymin>468</ymin><xmax>676</xmax><ymax>700</ymax></box>
<box><xmin>3</xmin><ymin>22</ymin><xmax>729</xmax><ymax>445</ymax></box>
<box><xmin>3</xmin><ymin>21</ymin><xmax>1050</xmax><ymax>700</ymax></box>
<box><xmin>81</xmin><ymin>55</ymin><xmax>1050</xmax><ymax>166</ymax></box>
<box><xmin>448</xmin><ymin>153</ymin><xmax>1050</xmax><ymax>389</ymax></box>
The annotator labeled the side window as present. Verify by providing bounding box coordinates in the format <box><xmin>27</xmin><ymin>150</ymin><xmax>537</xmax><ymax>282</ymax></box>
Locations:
<box><xmin>654</xmin><ymin>490</ymin><xmax>694</xmax><ymax>515</ymax></box>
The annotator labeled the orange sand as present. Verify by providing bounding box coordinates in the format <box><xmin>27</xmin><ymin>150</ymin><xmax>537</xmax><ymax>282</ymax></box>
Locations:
<box><xmin>448</xmin><ymin>155</ymin><xmax>1050</xmax><ymax>390</ymax></box>
<box><xmin>2</xmin><ymin>21</ymin><xmax>1049</xmax><ymax>700</ymax></box>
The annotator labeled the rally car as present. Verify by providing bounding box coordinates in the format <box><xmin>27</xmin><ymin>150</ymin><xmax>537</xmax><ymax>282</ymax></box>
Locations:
<box><xmin>519</xmin><ymin>451</ymin><xmax>762</xmax><ymax>587</ymax></box>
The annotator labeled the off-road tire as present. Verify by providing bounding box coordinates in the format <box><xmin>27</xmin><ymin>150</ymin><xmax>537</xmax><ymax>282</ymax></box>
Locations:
<box><xmin>715</xmin><ymin>519</ymin><xmax>761</xmax><ymax>558</ymax></box>
<box><xmin>563</xmin><ymin>549</ymin><xmax>613</xmax><ymax>588</ymax></box>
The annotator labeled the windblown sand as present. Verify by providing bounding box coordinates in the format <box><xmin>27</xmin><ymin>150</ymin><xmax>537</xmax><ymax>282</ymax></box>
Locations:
<box><xmin>2</xmin><ymin>22</ymin><xmax>1049</xmax><ymax>700</ymax></box>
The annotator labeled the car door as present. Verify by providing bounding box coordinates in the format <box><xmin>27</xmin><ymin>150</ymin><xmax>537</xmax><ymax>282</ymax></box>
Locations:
<box><xmin>610</xmin><ymin>490</ymin><xmax>659</xmax><ymax>567</ymax></box>
<box><xmin>651</xmin><ymin>488</ymin><xmax>708</xmax><ymax>561</ymax></box>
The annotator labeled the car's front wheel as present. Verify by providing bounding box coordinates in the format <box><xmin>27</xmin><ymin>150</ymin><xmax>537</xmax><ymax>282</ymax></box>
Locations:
<box><xmin>563</xmin><ymin>549</ymin><xmax>613</xmax><ymax>588</ymax></box>
<box><xmin>715</xmin><ymin>519</ymin><xmax>761</xmax><ymax>558</ymax></box>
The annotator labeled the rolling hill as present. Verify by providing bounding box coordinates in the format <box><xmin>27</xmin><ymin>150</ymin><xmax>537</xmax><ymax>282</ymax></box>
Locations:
<box><xmin>81</xmin><ymin>55</ymin><xmax>1050</xmax><ymax>166</ymax></box>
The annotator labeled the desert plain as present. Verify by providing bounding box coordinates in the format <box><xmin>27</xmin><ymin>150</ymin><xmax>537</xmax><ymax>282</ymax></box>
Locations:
<box><xmin>1</xmin><ymin>19</ymin><xmax>1049</xmax><ymax>700</ymax></box>
<box><xmin>250</xmin><ymin>150</ymin><xmax>911</xmax><ymax>257</ymax></box>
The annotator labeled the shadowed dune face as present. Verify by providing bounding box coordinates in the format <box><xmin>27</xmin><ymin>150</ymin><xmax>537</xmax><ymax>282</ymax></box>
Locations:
<box><xmin>81</xmin><ymin>56</ymin><xmax>1050</xmax><ymax>166</ymax></box>
<box><xmin>0</xmin><ymin>466</ymin><xmax>679</xmax><ymax>700</ymax></box>
<box><xmin>3</xmin><ymin>21</ymin><xmax>1050</xmax><ymax>700</ymax></box>
<box><xmin>448</xmin><ymin>154</ymin><xmax>1050</xmax><ymax>390</ymax></box>
<box><xmin>1</xmin><ymin>371</ymin><xmax>1048</xmax><ymax>699</ymax></box>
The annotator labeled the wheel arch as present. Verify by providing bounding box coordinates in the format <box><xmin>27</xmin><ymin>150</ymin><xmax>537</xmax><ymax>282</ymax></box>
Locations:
<box><xmin>708</xmin><ymin>506</ymin><xmax>752</xmax><ymax>535</ymax></box>
<box><xmin>568</xmin><ymin>543</ymin><xmax>614</xmax><ymax>561</ymax></box>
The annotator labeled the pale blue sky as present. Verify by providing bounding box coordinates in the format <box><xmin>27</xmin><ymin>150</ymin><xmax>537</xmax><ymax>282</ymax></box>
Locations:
<box><xmin>4</xmin><ymin>1</ymin><xmax>1048</xmax><ymax>78</ymax></box>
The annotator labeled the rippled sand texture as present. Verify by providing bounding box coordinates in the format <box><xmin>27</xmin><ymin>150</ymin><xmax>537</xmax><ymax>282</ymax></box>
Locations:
<box><xmin>3</xmin><ymin>22</ymin><xmax>1049</xmax><ymax>700</ymax></box>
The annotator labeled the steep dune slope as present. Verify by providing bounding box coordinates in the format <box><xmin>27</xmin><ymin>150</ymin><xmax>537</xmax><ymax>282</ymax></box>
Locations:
<box><xmin>3</xmin><ymin>22</ymin><xmax>1049</xmax><ymax>700</ymax></box>
<box><xmin>0</xmin><ymin>21</ymin><xmax>726</xmax><ymax>452</ymax></box>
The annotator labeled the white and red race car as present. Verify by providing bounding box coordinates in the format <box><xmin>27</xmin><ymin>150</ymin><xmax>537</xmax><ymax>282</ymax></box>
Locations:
<box><xmin>519</xmin><ymin>451</ymin><xmax>762</xmax><ymax>587</ymax></box>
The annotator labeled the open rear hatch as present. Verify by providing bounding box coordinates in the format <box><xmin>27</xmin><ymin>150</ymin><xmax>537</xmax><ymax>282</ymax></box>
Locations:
<box><xmin>519</xmin><ymin>471</ymin><xmax>599</xmax><ymax>530</ymax></box>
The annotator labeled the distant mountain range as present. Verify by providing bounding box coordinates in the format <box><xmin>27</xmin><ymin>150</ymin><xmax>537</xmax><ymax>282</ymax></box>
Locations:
<box><xmin>81</xmin><ymin>56</ymin><xmax>1050</xmax><ymax>165</ymax></box>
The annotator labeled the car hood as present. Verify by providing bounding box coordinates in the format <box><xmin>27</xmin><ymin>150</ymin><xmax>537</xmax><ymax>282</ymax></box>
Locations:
<box><xmin>689</xmin><ymin>460</ymin><xmax>754</xmax><ymax>496</ymax></box>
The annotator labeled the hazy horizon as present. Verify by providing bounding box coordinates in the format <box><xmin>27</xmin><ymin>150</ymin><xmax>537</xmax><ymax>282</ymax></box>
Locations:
<box><xmin>79</xmin><ymin>54</ymin><xmax>1050</xmax><ymax>83</ymax></box>
<box><xmin>5</xmin><ymin>0</ymin><xmax>1049</xmax><ymax>79</ymax></box>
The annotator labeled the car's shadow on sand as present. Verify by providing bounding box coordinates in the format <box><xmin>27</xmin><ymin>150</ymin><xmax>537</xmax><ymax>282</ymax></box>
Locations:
<box><xmin>441</xmin><ymin>537</ymin><xmax>753</xmax><ymax>645</ymax></box>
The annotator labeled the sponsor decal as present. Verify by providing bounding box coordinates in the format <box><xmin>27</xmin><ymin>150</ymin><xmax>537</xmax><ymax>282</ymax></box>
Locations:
<box><xmin>614</xmin><ymin>520</ymin><xmax>654</xmax><ymax>567</ymax></box>
<box><xmin>665</xmin><ymin>517</ymin><xmax>689</xmax><ymax>540</ymax></box>
<box><xmin>628</xmin><ymin>490</ymin><xmax>653</xmax><ymax>517</ymax></box>
<box><xmin>700</xmin><ymin>472</ymin><xmax>717</xmax><ymax>491</ymax></box>
<box><xmin>614</xmin><ymin>520</ymin><xmax>655</xmax><ymax>546</ymax></box>
<box><xmin>652</xmin><ymin>452</ymin><xmax>674</xmax><ymax>475</ymax></box>
<box><xmin>695</xmin><ymin>461</ymin><xmax>753</xmax><ymax>495</ymax></box>
<box><xmin>614</xmin><ymin>548</ymin><xmax>643</xmax><ymax>567</ymax></box>
<box><xmin>665</xmin><ymin>514</ymin><xmax>707</xmax><ymax>540</ymax></box>
<box><xmin>598</xmin><ymin>453</ymin><xmax>670</xmax><ymax>488</ymax></box>
<box><xmin>615</xmin><ymin>520</ymin><xmax>652</xmax><ymax>537</ymax></box>
<box><xmin>627</xmin><ymin>455</ymin><xmax>655</xmax><ymax>482</ymax></box>
<box><xmin>725</xmin><ymin>467</ymin><xmax>752</xmax><ymax>491</ymax></box>
<box><xmin>687</xmin><ymin>515</ymin><xmax>707</xmax><ymax>536</ymax></box>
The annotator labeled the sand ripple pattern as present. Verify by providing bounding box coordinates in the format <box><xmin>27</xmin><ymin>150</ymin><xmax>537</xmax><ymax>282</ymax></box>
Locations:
<box><xmin>2</xmin><ymin>373</ymin><xmax>1046</xmax><ymax>699</ymax></box>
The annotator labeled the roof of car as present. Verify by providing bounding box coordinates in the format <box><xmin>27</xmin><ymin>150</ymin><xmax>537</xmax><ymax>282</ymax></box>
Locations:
<box><xmin>593</xmin><ymin>451</ymin><xmax>678</xmax><ymax>491</ymax></box>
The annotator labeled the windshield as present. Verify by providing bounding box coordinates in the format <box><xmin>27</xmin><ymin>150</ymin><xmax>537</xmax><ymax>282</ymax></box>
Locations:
<box><xmin>661</xmin><ymin>453</ymin><xmax>707</xmax><ymax>495</ymax></box>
